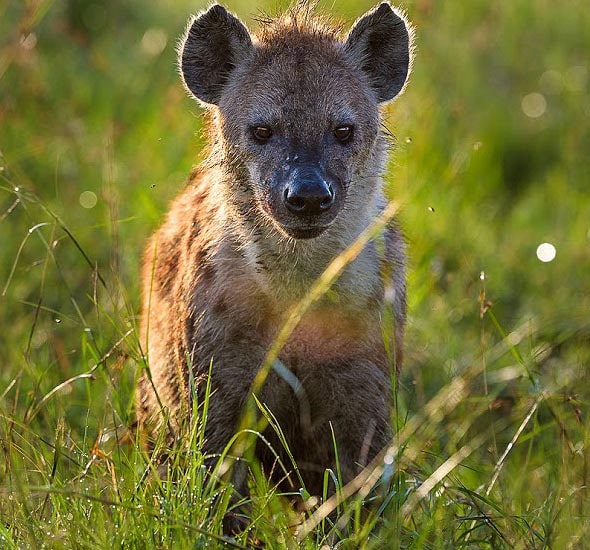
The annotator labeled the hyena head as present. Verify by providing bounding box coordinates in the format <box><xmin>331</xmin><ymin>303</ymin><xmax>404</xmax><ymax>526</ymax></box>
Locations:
<box><xmin>180</xmin><ymin>2</ymin><xmax>411</xmax><ymax>241</ymax></box>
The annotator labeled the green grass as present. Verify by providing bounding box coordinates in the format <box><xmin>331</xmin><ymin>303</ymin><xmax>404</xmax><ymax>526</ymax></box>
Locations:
<box><xmin>1</xmin><ymin>0</ymin><xmax>589</xmax><ymax>547</ymax></box>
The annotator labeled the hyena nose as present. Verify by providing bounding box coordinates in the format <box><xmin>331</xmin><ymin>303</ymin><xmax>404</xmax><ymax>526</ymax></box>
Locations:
<box><xmin>283</xmin><ymin>179</ymin><xmax>335</xmax><ymax>216</ymax></box>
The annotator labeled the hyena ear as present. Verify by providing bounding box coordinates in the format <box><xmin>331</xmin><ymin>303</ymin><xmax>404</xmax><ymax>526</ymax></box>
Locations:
<box><xmin>180</xmin><ymin>4</ymin><xmax>253</xmax><ymax>105</ymax></box>
<box><xmin>345</xmin><ymin>2</ymin><xmax>412</xmax><ymax>102</ymax></box>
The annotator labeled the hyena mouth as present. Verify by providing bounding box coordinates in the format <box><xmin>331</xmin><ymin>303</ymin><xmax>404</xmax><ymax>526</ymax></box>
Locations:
<box><xmin>261</xmin><ymin>196</ymin><xmax>334</xmax><ymax>240</ymax></box>
<box><xmin>283</xmin><ymin>225</ymin><xmax>329</xmax><ymax>240</ymax></box>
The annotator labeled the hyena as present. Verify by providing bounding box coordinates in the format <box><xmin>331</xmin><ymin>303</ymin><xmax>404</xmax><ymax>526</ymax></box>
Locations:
<box><xmin>137</xmin><ymin>1</ymin><xmax>411</xmax><ymax>503</ymax></box>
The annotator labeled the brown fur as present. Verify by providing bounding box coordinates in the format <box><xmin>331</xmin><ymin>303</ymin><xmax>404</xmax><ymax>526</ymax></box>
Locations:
<box><xmin>137</xmin><ymin>1</ymin><xmax>412</xmax><ymax>499</ymax></box>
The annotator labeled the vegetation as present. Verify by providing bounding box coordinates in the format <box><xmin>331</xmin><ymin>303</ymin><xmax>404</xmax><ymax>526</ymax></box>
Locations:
<box><xmin>1</xmin><ymin>0</ymin><xmax>589</xmax><ymax>547</ymax></box>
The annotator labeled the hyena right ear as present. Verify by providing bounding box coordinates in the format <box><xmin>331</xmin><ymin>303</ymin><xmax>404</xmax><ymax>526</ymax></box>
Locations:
<box><xmin>180</xmin><ymin>4</ymin><xmax>253</xmax><ymax>105</ymax></box>
<box><xmin>345</xmin><ymin>2</ymin><xmax>412</xmax><ymax>103</ymax></box>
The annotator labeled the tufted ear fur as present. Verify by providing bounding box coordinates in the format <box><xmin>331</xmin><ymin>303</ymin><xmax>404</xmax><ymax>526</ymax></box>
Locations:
<box><xmin>345</xmin><ymin>2</ymin><xmax>411</xmax><ymax>103</ymax></box>
<box><xmin>180</xmin><ymin>4</ymin><xmax>253</xmax><ymax>105</ymax></box>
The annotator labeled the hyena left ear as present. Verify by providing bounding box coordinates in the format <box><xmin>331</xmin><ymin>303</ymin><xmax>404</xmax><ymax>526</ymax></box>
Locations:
<box><xmin>345</xmin><ymin>2</ymin><xmax>412</xmax><ymax>102</ymax></box>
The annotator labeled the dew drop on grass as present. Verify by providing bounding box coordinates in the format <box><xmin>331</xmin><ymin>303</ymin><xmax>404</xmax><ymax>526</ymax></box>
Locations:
<box><xmin>20</xmin><ymin>33</ymin><xmax>37</xmax><ymax>50</ymax></box>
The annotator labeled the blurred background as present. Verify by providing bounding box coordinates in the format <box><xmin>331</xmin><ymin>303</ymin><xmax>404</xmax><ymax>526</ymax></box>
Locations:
<box><xmin>0</xmin><ymin>0</ymin><xmax>589</xmax><ymax>542</ymax></box>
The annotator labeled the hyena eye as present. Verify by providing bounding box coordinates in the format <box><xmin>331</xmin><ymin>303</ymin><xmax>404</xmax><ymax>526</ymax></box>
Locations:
<box><xmin>334</xmin><ymin>125</ymin><xmax>353</xmax><ymax>143</ymax></box>
<box><xmin>251</xmin><ymin>126</ymin><xmax>273</xmax><ymax>142</ymax></box>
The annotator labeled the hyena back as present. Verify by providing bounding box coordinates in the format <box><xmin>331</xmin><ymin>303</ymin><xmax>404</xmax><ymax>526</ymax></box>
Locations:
<box><xmin>137</xmin><ymin>1</ymin><xmax>412</xmax><ymax>497</ymax></box>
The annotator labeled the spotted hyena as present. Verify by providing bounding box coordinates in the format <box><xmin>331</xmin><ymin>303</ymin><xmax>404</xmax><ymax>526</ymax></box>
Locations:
<box><xmin>137</xmin><ymin>0</ymin><xmax>412</xmax><ymax>504</ymax></box>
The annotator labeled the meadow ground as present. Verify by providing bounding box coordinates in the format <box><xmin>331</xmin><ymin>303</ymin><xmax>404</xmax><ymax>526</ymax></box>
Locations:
<box><xmin>1</xmin><ymin>0</ymin><xmax>589</xmax><ymax>547</ymax></box>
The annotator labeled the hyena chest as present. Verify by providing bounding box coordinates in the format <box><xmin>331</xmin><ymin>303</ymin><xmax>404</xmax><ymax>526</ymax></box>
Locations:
<box><xmin>189</xmin><ymin>244</ymin><xmax>388</xmax><ymax>383</ymax></box>
<box><xmin>280</xmin><ymin>308</ymin><xmax>382</xmax><ymax>365</ymax></box>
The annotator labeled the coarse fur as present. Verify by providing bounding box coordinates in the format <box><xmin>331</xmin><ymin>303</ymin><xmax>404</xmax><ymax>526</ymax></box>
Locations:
<box><xmin>136</xmin><ymin>0</ymin><xmax>413</xmax><ymax>508</ymax></box>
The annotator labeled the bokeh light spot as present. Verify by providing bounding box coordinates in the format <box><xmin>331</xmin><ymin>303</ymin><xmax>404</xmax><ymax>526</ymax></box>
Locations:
<box><xmin>141</xmin><ymin>28</ymin><xmax>168</xmax><ymax>57</ymax></box>
<box><xmin>539</xmin><ymin>70</ymin><xmax>563</xmax><ymax>94</ymax></box>
<box><xmin>521</xmin><ymin>93</ymin><xmax>547</xmax><ymax>118</ymax></box>
<box><xmin>536</xmin><ymin>242</ymin><xmax>556</xmax><ymax>263</ymax></box>
<box><xmin>79</xmin><ymin>191</ymin><xmax>98</xmax><ymax>209</ymax></box>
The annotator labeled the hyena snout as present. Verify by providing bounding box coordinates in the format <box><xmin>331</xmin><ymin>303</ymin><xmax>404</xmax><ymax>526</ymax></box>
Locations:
<box><xmin>272</xmin><ymin>165</ymin><xmax>344</xmax><ymax>239</ymax></box>
<box><xmin>283</xmin><ymin>168</ymin><xmax>335</xmax><ymax>216</ymax></box>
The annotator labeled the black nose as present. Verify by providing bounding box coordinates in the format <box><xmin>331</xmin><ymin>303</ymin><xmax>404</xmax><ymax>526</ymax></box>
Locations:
<box><xmin>283</xmin><ymin>179</ymin><xmax>335</xmax><ymax>216</ymax></box>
